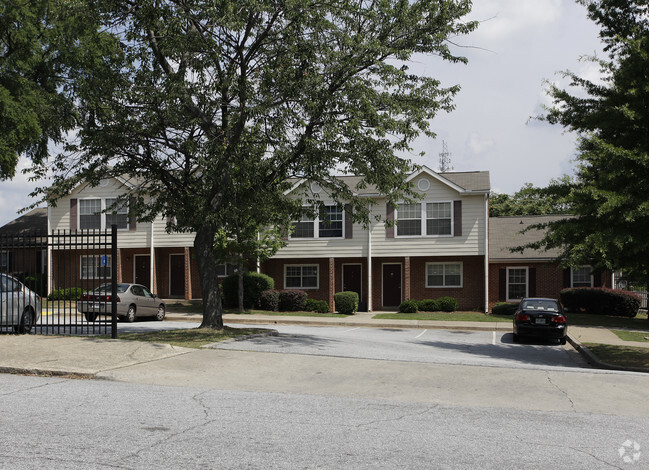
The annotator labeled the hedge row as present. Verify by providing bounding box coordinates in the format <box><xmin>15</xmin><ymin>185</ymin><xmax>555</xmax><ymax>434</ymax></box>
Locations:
<box><xmin>398</xmin><ymin>297</ymin><xmax>459</xmax><ymax>313</ymax></box>
<box><xmin>560</xmin><ymin>288</ymin><xmax>640</xmax><ymax>317</ymax></box>
<box><xmin>491</xmin><ymin>302</ymin><xmax>519</xmax><ymax>315</ymax></box>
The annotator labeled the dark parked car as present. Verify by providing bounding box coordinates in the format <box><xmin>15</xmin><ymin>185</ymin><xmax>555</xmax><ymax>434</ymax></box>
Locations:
<box><xmin>0</xmin><ymin>273</ymin><xmax>42</xmax><ymax>334</ymax></box>
<box><xmin>77</xmin><ymin>283</ymin><xmax>166</xmax><ymax>322</ymax></box>
<box><xmin>513</xmin><ymin>297</ymin><xmax>567</xmax><ymax>345</ymax></box>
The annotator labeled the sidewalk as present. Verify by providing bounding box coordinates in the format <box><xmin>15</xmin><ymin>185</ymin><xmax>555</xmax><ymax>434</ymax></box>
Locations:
<box><xmin>0</xmin><ymin>311</ymin><xmax>646</xmax><ymax>379</ymax></box>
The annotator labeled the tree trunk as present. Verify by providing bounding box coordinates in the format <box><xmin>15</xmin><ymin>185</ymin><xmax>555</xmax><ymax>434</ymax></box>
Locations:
<box><xmin>194</xmin><ymin>225</ymin><xmax>224</xmax><ymax>329</ymax></box>
<box><xmin>237</xmin><ymin>261</ymin><xmax>244</xmax><ymax>313</ymax></box>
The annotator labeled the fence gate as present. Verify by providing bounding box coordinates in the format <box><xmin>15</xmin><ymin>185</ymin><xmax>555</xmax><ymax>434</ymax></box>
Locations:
<box><xmin>0</xmin><ymin>226</ymin><xmax>118</xmax><ymax>338</ymax></box>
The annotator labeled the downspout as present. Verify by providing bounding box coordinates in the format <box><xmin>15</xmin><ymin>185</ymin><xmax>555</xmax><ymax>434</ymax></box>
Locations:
<box><xmin>367</xmin><ymin>201</ymin><xmax>373</xmax><ymax>312</ymax></box>
<box><xmin>47</xmin><ymin>206</ymin><xmax>52</xmax><ymax>296</ymax></box>
<box><xmin>150</xmin><ymin>216</ymin><xmax>155</xmax><ymax>291</ymax></box>
<box><xmin>484</xmin><ymin>193</ymin><xmax>490</xmax><ymax>313</ymax></box>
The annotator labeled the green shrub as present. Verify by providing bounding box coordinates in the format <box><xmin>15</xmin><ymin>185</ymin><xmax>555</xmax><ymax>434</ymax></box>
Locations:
<box><xmin>334</xmin><ymin>291</ymin><xmax>359</xmax><ymax>314</ymax></box>
<box><xmin>305</xmin><ymin>298</ymin><xmax>330</xmax><ymax>313</ymax></box>
<box><xmin>48</xmin><ymin>287</ymin><xmax>85</xmax><ymax>301</ymax></box>
<box><xmin>560</xmin><ymin>288</ymin><xmax>640</xmax><ymax>317</ymax></box>
<box><xmin>278</xmin><ymin>290</ymin><xmax>308</xmax><ymax>311</ymax></box>
<box><xmin>258</xmin><ymin>290</ymin><xmax>280</xmax><ymax>311</ymax></box>
<box><xmin>492</xmin><ymin>302</ymin><xmax>519</xmax><ymax>315</ymax></box>
<box><xmin>222</xmin><ymin>272</ymin><xmax>274</xmax><ymax>309</ymax></box>
<box><xmin>437</xmin><ymin>296</ymin><xmax>458</xmax><ymax>312</ymax></box>
<box><xmin>399</xmin><ymin>300</ymin><xmax>419</xmax><ymax>313</ymax></box>
<box><xmin>417</xmin><ymin>299</ymin><xmax>438</xmax><ymax>312</ymax></box>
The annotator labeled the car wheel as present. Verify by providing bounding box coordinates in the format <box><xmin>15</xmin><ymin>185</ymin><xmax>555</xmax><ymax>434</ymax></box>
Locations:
<box><xmin>125</xmin><ymin>305</ymin><xmax>136</xmax><ymax>323</ymax></box>
<box><xmin>84</xmin><ymin>312</ymin><xmax>97</xmax><ymax>322</ymax></box>
<box><xmin>14</xmin><ymin>308</ymin><xmax>34</xmax><ymax>334</ymax></box>
<box><xmin>513</xmin><ymin>333</ymin><xmax>520</xmax><ymax>343</ymax></box>
<box><xmin>559</xmin><ymin>337</ymin><xmax>567</xmax><ymax>345</ymax></box>
<box><xmin>155</xmin><ymin>305</ymin><xmax>165</xmax><ymax>321</ymax></box>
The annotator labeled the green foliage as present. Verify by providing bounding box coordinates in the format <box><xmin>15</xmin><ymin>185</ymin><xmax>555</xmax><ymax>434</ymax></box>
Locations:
<box><xmin>305</xmin><ymin>298</ymin><xmax>330</xmax><ymax>313</ymax></box>
<box><xmin>334</xmin><ymin>291</ymin><xmax>359</xmax><ymax>315</ymax></box>
<box><xmin>222</xmin><ymin>272</ymin><xmax>274</xmax><ymax>309</ymax></box>
<box><xmin>278</xmin><ymin>290</ymin><xmax>308</xmax><ymax>312</ymax></box>
<box><xmin>258</xmin><ymin>289</ymin><xmax>280</xmax><ymax>311</ymax></box>
<box><xmin>492</xmin><ymin>302</ymin><xmax>519</xmax><ymax>315</ymax></box>
<box><xmin>560</xmin><ymin>288</ymin><xmax>640</xmax><ymax>317</ymax></box>
<box><xmin>489</xmin><ymin>181</ymin><xmax>572</xmax><ymax>217</ymax></box>
<box><xmin>398</xmin><ymin>300</ymin><xmax>419</xmax><ymax>313</ymax></box>
<box><xmin>436</xmin><ymin>296</ymin><xmax>459</xmax><ymax>312</ymax></box>
<box><xmin>417</xmin><ymin>299</ymin><xmax>439</xmax><ymax>312</ymax></box>
<box><xmin>530</xmin><ymin>0</ymin><xmax>649</xmax><ymax>279</ymax></box>
<box><xmin>48</xmin><ymin>287</ymin><xmax>84</xmax><ymax>301</ymax></box>
<box><xmin>19</xmin><ymin>0</ymin><xmax>477</xmax><ymax>327</ymax></box>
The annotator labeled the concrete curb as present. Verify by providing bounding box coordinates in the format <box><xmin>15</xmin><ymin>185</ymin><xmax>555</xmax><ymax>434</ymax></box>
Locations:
<box><xmin>568</xmin><ymin>334</ymin><xmax>649</xmax><ymax>374</ymax></box>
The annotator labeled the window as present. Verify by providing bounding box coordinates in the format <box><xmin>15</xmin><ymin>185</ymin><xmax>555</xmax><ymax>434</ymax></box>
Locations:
<box><xmin>79</xmin><ymin>199</ymin><xmax>101</xmax><ymax>230</ymax></box>
<box><xmin>426</xmin><ymin>262</ymin><xmax>462</xmax><ymax>287</ymax></box>
<box><xmin>105</xmin><ymin>198</ymin><xmax>129</xmax><ymax>230</ymax></box>
<box><xmin>79</xmin><ymin>198</ymin><xmax>129</xmax><ymax>230</ymax></box>
<box><xmin>285</xmin><ymin>265</ymin><xmax>318</xmax><ymax>289</ymax></box>
<box><xmin>507</xmin><ymin>267</ymin><xmax>528</xmax><ymax>301</ymax></box>
<box><xmin>81</xmin><ymin>255</ymin><xmax>112</xmax><ymax>279</ymax></box>
<box><xmin>291</xmin><ymin>206</ymin><xmax>343</xmax><ymax>239</ymax></box>
<box><xmin>0</xmin><ymin>252</ymin><xmax>11</xmax><ymax>272</ymax></box>
<box><xmin>426</xmin><ymin>202</ymin><xmax>452</xmax><ymax>235</ymax></box>
<box><xmin>571</xmin><ymin>266</ymin><xmax>593</xmax><ymax>287</ymax></box>
<box><xmin>396</xmin><ymin>203</ymin><xmax>421</xmax><ymax>236</ymax></box>
<box><xmin>396</xmin><ymin>201</ymin><xmax>453</xmax><ymax>237</ymax></box>
<box><xmin>215</xmin><ymin>263</ymin><xmax>241</xmax><ymax>277</ymax></box>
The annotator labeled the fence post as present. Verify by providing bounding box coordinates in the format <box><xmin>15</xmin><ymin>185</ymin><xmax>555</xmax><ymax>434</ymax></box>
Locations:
<box><xmin>111</xmin><ymin>225</ymin><xmax>118</xmax><ymax>339</ymax></box>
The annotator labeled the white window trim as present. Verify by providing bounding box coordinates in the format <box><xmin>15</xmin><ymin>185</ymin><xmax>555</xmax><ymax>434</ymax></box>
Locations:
<box><xmin>571</xmin><ymin>265</ymin><xmax>594</xmax><ymax>287</ymax></box>
<box><xmin>289</xmin><ymin>205</ymin><xmax>345</xmax><ymax>240</ymax></box>
<box><xmin>80</xmin><ymin>254</ymin><xmax>112</xmax><ymax>280</ymax></box>
<box><xmin>425</xmin><ymin>262</ymin><xmax>463</xmax><ymax>288</ymax></box>
<box><xmin>506</xmin><ymin>266</ymin><xmax>528</xmax><ymax>302</ymax></box>
<box><xmin>78</xmin><ymin>197</ymin><xmax>130</xmax><ymax>231</ymax></box>
<box><xmin>396</xmin><ymin>200</ymin><xmax>454</xmax><ymax>238</ymax></box>
<box><xmin>284</xmin><ymin>264</ymin><xmax>319</xmax><ymax>290</ymax></box>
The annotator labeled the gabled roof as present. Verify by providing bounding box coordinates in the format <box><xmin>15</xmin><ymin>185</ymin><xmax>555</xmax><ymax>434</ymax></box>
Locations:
<box><xmin>286</xmin><ymin>168</ymin><xmax>490</xmax><ymax>197</ymax></box>
<box><xmin>0</xmin><ymin>208</ymin><xmax>48</xmax><ymax>235</ymax></box>
<box><xmin>489</xmin><ymin>215</ymin><xmax>569</xmax><ymax>261</ymax></box>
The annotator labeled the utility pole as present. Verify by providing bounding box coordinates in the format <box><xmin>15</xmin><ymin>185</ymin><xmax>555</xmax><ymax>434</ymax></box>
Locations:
<box><xmin>439</xmin><ymin>140</ymin><xmax>453</xmax><ymax>172</ymax></box>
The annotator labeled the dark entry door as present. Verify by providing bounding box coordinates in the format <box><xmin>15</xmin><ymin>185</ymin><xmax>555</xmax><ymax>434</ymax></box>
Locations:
<box><xmin>382</xmin><ymin>264</ymin><xmax>402</xmax><ymax>307</ymax></box>
<box><xmin>343</xmin><ymin>264</ymin><xmax>362</xmax><ymax>301</ymax></box>
<box><xmin>134</xmin><ymin>255</ymin><xmax>151</xmax><ymax>288</ymax></box>
<box><xmin>169</xmin><ymin>254</ymin><xmax>185</xmax><ymax>298</ymax></box>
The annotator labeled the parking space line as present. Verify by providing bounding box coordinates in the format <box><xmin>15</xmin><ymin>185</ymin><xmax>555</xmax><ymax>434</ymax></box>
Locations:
<box><xmin>492</xmin><ymin>331</ymin><xmax>496</xmax><ymax>345</ymax></box>
<box><xmin>340</xmin><ymin>327</ymin><xmax>360</xmax><ymax>334</ymax></box>
<box><xmin>415</xmin><ymin>330</ymin><xmax>427</xmax><ymax>339</ymax></box>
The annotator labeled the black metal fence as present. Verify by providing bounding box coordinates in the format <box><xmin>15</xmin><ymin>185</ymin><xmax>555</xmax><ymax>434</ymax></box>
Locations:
<box><xmin>0</xmin><ymin>227</ymin><xmax>117</xmax><ymax>337</ymax></box>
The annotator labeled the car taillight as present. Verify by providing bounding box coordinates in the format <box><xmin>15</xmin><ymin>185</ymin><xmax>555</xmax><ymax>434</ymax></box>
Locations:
<box><xmin>552</xmin><ymin>315</ymin><xmax>566</xmax><ymax>324</ymax></box>
<box><xmin>104</xmin><ymin>295</ymin><xmax>120</xmax><ymax>303</ymax></box>
<box><xmin>80</xmin><ymin>294</ymin><xmax>89</xmax><ymax>301</ymax></box>
<box><xmin>515</xmin><ymin>313</ymin><xmax>530</xmax><ymax>322</ymax></box>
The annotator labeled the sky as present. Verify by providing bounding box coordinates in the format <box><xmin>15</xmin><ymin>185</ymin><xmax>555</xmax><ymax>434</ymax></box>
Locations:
<box><xmin>0</xmin><ymin>0</ymin><xmax>605</xmax><ymax>228</ymax></box>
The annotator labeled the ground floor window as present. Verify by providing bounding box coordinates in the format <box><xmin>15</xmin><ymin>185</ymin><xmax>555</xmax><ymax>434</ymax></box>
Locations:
<box><xmin>507</xmin><ymin>267</ymin><xmax>528</xmax><ymax>301</ymax></box>
<box><xmin>81</xmin><ymin>254</ymin><xmax>112</xmax><ymax>279</ymax></box>
<box><xmin>216</xmin><ymin>263</ymin><xmax>240</xmax><ymax>278</ymax></box>
<box><xmin>571</xmin><ymin>266</ymin><xmax>593</xmax><ymax>287</ymax></box>
<box><xmin>426</xmin><ymin>262</ymin><xmax>462</xmax><ymax>287</ymax></box>
<box><xmin>284</xmin><ymin>265</ymin><xmax>318</xmax><ymax>289</ymax></box>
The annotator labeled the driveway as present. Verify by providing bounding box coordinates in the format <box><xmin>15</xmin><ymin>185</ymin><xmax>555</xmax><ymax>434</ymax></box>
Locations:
<box><xmin>213</xmin><ymin>324</ymin><xmax>590</xmax><ymax>371</ymax></box>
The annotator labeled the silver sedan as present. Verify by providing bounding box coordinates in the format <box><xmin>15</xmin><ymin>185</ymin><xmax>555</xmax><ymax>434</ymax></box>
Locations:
<box><xmin>77</xmin><ymin>283</ymin><xmax>166</xmax><ymax>323</ymax></box>
<box><xmin>0</xmin><ymin>273</ymin><xmax>42</xmax><ymax>334</ymax></box>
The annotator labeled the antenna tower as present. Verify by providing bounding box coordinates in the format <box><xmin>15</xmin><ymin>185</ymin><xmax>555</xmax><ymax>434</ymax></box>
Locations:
<box><xmin>439</xmin><ymin>140</ymin><xmax>453</xmax><ymax>172</ymax></box>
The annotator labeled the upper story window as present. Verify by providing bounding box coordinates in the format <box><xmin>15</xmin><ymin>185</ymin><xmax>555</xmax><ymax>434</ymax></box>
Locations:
<box><xmin>397</xmin><ymin>201</ymin><xmax>452</xmax><ymax>237</ymax></box>
<box><xmin>291</xmin><ymin>205</ymin><xmax>343</xmax><ymax>239</ymax></box>
<box><xmin>79</xmin><ymin>198</ymin><xmax>129</xmax><ymax>231</ymax></box>
<box><xmin>571</xmin><ymin>266</ymin><xmax>593</xmax><ymax>287</ymax></box>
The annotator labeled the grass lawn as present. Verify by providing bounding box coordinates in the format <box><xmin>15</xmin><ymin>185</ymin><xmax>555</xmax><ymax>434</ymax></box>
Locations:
<box><xmin>565</xmin><ymin>310</ymin><xmax>649</xmax><ymax>329</ymax></box>
<box><xmin>114</xmin><ymin>326</ymin><xmax>270</xmax><ymax>348</ymax></box>
<box><xmin>373</xmin><ymin>312</ymin><xmax>512</xmax><ymax>322</ymax></box>
<box><xmin>611</xmin><ymin>330</ymin><xmax>649</xmax><ymax>342</ymax></box>
<box><xmin>583</xmin><ymin>343</ymin><xmax>649</xmax><ymax>370</ymax></box>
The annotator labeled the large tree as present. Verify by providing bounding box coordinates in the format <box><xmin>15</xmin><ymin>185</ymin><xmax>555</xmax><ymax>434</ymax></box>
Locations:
<box><xmin>526</xmin><ymin>0</ymin><xmax>649</xmax><ymax>279</ymax></box>
<box><xmin>27</xmin><ymin>0</ymin><xmax>477</xmax><ymax>328</ymax></box>
<box><xmin>489</xmin><ymin>180</ymin><xmax>572</xmax><ymax>217</ymax></box>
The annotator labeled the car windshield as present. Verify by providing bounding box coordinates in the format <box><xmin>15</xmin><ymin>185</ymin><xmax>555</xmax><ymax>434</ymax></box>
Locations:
<box><xmin>521</xmin><ymin>300</ymin><xmax>559</xmax><ymax>312</ymax></box>
<box><xmin>93</xmin><ymin>284</ymin><xmax>129</xmax><ymax>294</ymax></box>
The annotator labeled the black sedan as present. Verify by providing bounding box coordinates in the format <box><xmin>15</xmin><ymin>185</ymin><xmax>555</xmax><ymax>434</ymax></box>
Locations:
<box><xmin>513</xmin><ymin>297</ymin><xmax>567</xmax><ymax>345</ymax></box>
